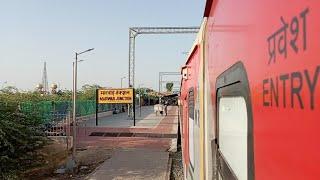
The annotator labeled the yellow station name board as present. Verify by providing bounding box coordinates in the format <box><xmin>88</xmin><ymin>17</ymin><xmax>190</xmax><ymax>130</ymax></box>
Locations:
<box><xmin>98</xmin><ymin>88</ymin><xmax>133</xmax><ymax>104</ymax></box>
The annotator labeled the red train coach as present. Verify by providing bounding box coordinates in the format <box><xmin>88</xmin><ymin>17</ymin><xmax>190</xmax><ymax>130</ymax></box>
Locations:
<box><xmin>179</xmin><ymin>0</ymin><xmax>320</xmax><ymax>179</ymax></box>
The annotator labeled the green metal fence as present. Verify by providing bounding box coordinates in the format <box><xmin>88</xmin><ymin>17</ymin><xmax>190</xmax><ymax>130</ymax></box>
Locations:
<box><xmin>20</xmin><ymin>100</ymin><xmax>121</xmax><ymax>124</ymax></box>
<box><xmin>21</xmin><ymin>101</ymin><xmax>54</xmax><ymax>123</ymax></box>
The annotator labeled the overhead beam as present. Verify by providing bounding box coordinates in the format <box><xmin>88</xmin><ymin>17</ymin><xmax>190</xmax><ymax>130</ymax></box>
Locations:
<box><xmin>158</xmin><ymin>71</ymin><xmax>182</xmax><ymax>93</ymax></box>
<box><xmin>128</xmin><ymin>27</ymin><xmax>199</xmax><ymax>88</ymax></box>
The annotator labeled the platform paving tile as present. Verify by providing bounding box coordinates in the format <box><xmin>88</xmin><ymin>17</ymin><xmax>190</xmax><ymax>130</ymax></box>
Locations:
<box><xmin>86</xmin><ymin>148</ymin><xmax>170</xmax><ymax>180</ymax></box>
<box><xmin>80</xmin><ymin>106</ymin><xmax>178</xmax><ymax>179</ymax></box>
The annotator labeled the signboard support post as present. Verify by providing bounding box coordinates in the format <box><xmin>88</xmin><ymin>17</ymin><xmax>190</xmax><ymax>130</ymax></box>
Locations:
<box><xmin>133</xmin><ymin>88</ymin><xmax>136</xmax><ymax>126</ymax></box>
<box><xmin>96</xmin><ymin>89</ymin><xmax>98</xmax><ymax>126</ymax></box>
<box><xmin>139</xmin><ymin>93</ymin><xmax>142</xmax><ymax>117</ymax></box>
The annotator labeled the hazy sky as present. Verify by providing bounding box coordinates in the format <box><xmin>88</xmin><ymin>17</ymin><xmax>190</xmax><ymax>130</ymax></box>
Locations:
<box><xmin>0</xmin><ymin>0</ymin><xmax>205</xmax><ymax>91</ymax></box>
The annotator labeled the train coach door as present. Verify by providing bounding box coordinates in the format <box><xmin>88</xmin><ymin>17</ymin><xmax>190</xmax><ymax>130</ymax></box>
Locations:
<box><xmin>188</xmin><ymin>85</ymin><xmax>202</xmax><ymax>179</ymax></box>
<box><xmin>215</xmin><ymin>62</ymin><xmax>254</xmax><ymax>180</ymax></box>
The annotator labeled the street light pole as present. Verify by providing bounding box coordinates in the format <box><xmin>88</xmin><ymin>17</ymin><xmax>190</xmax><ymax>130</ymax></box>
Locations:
<box><xmin>138</xmin><ymin>84</ymin><xmax>143</xmax><ymax>117</ymax></box>
<box><xmin>148</xmin><ymin>87</ymin><xmax>152</xmax><ymax>106</ymax></box>
<box><xmin>72</xmin><ymin>48</ymin><xmax>94</xmax><ymax>161</ymax></box>
<box><xmin>121</xmin><ymin>76</ymin><xmax>126</xmax><ymax>88</ymax></box>
<box><xmin>72</xmin><ymin>59</ymin><xmax>77</xmax><ymax>159</ymax></box>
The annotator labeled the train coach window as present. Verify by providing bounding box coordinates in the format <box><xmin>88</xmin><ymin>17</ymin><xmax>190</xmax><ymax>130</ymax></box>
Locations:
<box><xmin>188</xmin><ymin>88</ymin><xmax>195</xmax><ymax>168</ymax></box>
<box><xmin>219</xmin><ymin>96</ymin><xmax>247</xmax><ymax>180</ymax></box>
<box><xmin>188</xmin><ymin>89</ymin><xmax>194</xmax><ymax>119</ymax></box>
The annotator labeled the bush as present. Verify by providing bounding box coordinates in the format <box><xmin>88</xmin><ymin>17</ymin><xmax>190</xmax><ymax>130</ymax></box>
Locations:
<box><xmin>0</xmin><ymin>102</ymin><xmax>46</xmax><ymax>178</ymax></box>
<box><xmin>0</xmin><ymin>84</ymin><xmax>113</xmax><ymax>178</ymax></box>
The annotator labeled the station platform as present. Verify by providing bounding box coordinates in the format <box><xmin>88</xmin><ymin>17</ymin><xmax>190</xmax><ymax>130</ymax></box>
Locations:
<box><xmin>79</xmin><ymin>106</ymin><xmax>178</xmax><ymax>180</ymax></box>
<box><xmin>81</xmin><ymin>105</ymin><xmax>165</xmax><ymax>128</ymax></box>
<box><xmin>76</xmin><ymin>106</ymin><xmax>178</xmax><ymax>150</ymax></box>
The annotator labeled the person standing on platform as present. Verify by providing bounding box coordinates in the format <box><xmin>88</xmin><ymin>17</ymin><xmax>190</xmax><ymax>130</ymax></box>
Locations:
<box><xmin>164</xmin><ymin>101</ymin><xmax>168</xmax><ymax>116</ymax></box>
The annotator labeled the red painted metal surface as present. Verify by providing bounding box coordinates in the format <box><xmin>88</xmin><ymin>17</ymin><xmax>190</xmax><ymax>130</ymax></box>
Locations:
<box><xmin>180</xmin><ymin>0</ymin><xmax>320</xmax><ymax>179</ymax></box>
<box><xmin>206</xmin><ymin>1</ymin><xmax>320</xmax><ymax>179</ymax></box>
<box><xmin>180</xmin><ymin>45</ymin><xmax>200</xmax><ymax>172</ymax></box>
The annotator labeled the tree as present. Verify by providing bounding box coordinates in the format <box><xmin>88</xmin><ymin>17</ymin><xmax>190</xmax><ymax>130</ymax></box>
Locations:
<box><xmin>165</xmin><ymin>82</ymin><xmax>174</xmax><ymax>92</ymax></box>
<box><xmin>0</xmin><ymin>86</ymin><xmax>18</xmax><ymax>94</ymax></box>
<box><xmin>79</xmin><ymin>84</ymin><xmax>101</xmax><ymax>100</ymax></box>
